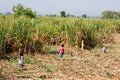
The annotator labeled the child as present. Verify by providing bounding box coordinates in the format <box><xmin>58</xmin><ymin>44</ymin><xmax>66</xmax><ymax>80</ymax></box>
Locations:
<box><xmin>102</xmin><ymin>46</ymin><xmax>106</xmax><ymax>53</ymax></box>
<box><xmin>58</xmin><ymin>44</ymin><xmax>64</xmax><ymax>57</ymax></box>
<box><xmin>18</xmin><ymin>48</ymin><xmax>24</xmax><ymax>68</ymax></box>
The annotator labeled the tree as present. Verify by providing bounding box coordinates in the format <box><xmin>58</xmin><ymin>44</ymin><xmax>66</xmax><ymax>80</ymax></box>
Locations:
<box><xmin>60</xmin><ymin>11</ymin><xmax>66</xmax><ymax>17</ymax></box>
<box><xmin>6</xmin><ymin>12</ymin><xmax>12</xmax><ymax>15</ymax></box>
<box><xmin>12</xmin><ymin>4</ymin><xmax>36</xmax><ymax>18</ymax></box>
<box><xmin>101</xmin><ymin>10</ymin><xmax>119</xmax><ymax>19</ymax></box>
<box><xmin>66</xmin><ymin>13</ymin><xmax>70</xmax><ymax>17</ymax></box>
<box><xmin>117</xmin><ymin>12</ymin><xmax>120</xmax><ymax>19</ymax></box>
<box><xmin>12</xmin><ymin>4</ymin><xmax>24</xmax><ymax>17</ymax></box>
<box><xmin>24</xmin><ymin>8</ymin><xmax>36</xmax><ymax>18</ymax></box>
<box><xmin>82</xmin><ymin>14</ymin><xmax>87</xmax><ymax>18</ymax></box>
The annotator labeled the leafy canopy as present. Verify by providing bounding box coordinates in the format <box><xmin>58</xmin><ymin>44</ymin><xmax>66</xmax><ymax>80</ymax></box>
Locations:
<box><xmin>60</xmin><ymin>11</ymin><xmax>66</xmax><ymax>17</ymax></box>
<box><xmin>12</xmin><ymin>4</ymin><xmax>36</xmax><ymax>18</ymax></box>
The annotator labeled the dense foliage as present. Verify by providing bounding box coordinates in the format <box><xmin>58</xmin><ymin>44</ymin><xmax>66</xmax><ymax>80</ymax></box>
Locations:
<box><xmin>60</xmin><ymin>11</ymin><xmax>66</xmax><ymax>17</ymax></box>
<box><xmin>102</xmin><ymin>10</ymin><xmax>120</xmax><ymax>19</ymax></box>
<box><xmin>0</xmin><ymin>16</ymin><xmax>120</xmax><ymax>54</ymax></box>
<box><xmin>12</xmin><ymin>4</ymin><xmax>36</xmax><ymax>18</ymax></box>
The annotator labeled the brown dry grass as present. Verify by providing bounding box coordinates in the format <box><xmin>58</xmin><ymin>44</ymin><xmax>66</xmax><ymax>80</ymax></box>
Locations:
<box><xmin>0</xmin><ymin>33</ymin><xmax>120</xmax><ymax>80</ymax></box>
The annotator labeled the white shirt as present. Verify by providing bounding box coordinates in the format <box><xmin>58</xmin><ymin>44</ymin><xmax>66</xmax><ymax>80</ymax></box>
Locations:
<box><xmin>18</xmin><ymin>56</ymin><xmax>24</xmax><ymax>64</ymax></box>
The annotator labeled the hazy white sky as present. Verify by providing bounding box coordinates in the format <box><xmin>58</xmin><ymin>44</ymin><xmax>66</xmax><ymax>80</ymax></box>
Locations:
<box><xmin>0</xmin><ymin>0</ymin><xmax>120</xmax><ymax>16</ymax></box>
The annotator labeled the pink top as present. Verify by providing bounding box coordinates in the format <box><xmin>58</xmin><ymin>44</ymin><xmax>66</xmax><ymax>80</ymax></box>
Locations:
<box><xmin>59</xmin><ymin>47</ymin><xmax>64</xmax><ymax>54</ymax></box>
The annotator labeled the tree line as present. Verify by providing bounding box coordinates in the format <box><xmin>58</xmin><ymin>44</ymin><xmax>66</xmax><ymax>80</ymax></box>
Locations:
<box><xmin>102</xmin><ymin>10</ymin><xmax>120</xmax><ymax>19</ymax></box>
<box><xmin>1</xmin><ymin>4</ymin><xmax>120</xmax><ymax>19</ymax></box>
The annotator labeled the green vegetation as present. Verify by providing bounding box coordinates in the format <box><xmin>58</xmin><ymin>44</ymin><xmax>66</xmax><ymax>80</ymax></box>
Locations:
<box><xmin>42</xmin><ymin>64</ymin><xmax>54</xmax><ymax>73</ymax></box>
<box><xmin>9</xmin><ymin>56</ymin><xmax>18</xmax><ymax>67</ymax></box>
<box><xmin>1</xmin><ymin>33</ymin><xmax>120</xmax><ymax>79</ymax></box>
<box><xmin>60</xmin><ymin>11</ymin><xmax>66</xmax><ymax>17</ymax></box>
<box><xmin>0</xmin><ymin>15</ymin><xmax>120</xmax><ymax>54</ymax></box>
<box><xmin>1</xmin><ymin>4</ymin><xmax>120</xmax><ymax>80</ymax></box>
<box><xmin>12</xmin><ymin>4</ymin><xmax>36</xmax><ymax>18</ymax></box>
<box><xmin>24</xmin><ymin>56</ymin><xmax>34</xmax><ymax>64</ymax></box>
<box><xmin>9</xmin><ymin>55</ymin><xmax>34</xmax><ymax>68</ymax></box>
<box><xmin>102</xmin><ymin>10</ymin><xmax>120</xmax><ymax>19</ymax></box>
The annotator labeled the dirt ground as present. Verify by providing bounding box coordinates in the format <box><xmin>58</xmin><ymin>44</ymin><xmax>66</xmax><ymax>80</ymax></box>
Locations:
<box><xmin>0</xmin><ymin>33</ymin><xmax>120</xmax><ymax>80</ymax></box>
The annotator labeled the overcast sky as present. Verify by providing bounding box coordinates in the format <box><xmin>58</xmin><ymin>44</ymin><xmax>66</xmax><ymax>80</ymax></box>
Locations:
<box><xmin>0</xmin><ymin>0</ymin><xmax>120</xmax><ymax>16</ymax></box>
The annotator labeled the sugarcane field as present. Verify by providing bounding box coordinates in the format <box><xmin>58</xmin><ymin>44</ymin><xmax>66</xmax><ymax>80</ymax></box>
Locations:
<box><xmin>0</xmin><ymin>2</ymin><xmax>120</xmax><ymax>80</ymax></box>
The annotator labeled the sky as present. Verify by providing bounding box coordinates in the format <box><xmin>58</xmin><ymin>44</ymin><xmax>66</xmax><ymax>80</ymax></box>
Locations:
<box><xmin>0</xmin><ymin>0</ymin><xmax>120</xmax><ymax>16</ymax></box>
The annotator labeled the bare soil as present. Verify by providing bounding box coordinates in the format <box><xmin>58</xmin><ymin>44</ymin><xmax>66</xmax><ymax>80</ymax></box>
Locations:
<box><xmin>0</xmin><ymin>33</ymin><xmax>120</xmax><ymax>80</ymax></box>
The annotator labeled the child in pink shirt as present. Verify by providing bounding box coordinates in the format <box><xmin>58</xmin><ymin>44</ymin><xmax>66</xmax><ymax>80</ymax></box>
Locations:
<box><xmin>58</xmin><ymin>44</ymin><xmax>64</xmax><ymax>57</ymax></box>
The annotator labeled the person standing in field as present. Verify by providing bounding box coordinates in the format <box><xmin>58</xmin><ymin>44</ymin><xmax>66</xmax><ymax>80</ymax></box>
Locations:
<box><xmin>18</xmin><ymin>48</ymin><xmax>24</xmax><ymax>68</ymax></box>
<box><xmin>102</xmin><ymin>37</ymin><xmax>106</xmax><ymax>53</ymax></box>
<box><xmin>102</xmin><ymin>46</ymin><xmax>106</xmax><ymax>53</ymax></box>
<box><xmin>58</xmin><ymin>44</ymin><xmax>64</xmax><ymax>57</ymax></box>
